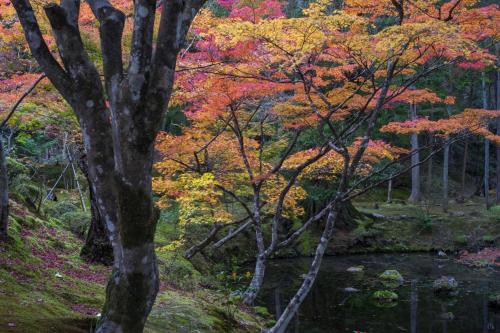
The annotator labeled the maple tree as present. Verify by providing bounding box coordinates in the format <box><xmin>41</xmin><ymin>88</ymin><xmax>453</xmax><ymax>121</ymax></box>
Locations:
<box><xmin>1</xmin><ymin>0</ymin><xmax>499</xmax><ymax>331</ymax></box>
<box><xmin>150</xmin><ymin>1</ymin><xmax>500</xmax><ymax>332</ymax></box>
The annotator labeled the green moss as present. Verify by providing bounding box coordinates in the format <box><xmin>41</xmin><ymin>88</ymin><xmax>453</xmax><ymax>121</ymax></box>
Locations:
<box><xmin>454</xmin><ymin>234</ymin><xmax>468</xmax><ymax>246</ymax></box>
<box><xmin>482</xmin><ymin>235</ymin><xmax>496</xmax><ymax>243</ymax></box>
<box><xmin>488</xmin><ymin>205</ymin><xmax>500</xmax><ymax>221</ymax></box>
<box><xmin>372</xmin><ymin>290</ymin><xmax>398</xmax><ymax>302</ymax></box>
<box><xmin>379</xmin><ymin>270</ymin><xmax>403</xmax><ymax>282</ymax></box>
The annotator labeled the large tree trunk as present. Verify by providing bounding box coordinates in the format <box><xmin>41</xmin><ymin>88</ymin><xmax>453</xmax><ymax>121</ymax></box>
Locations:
<box><xmin>267</xmin><ymin>209</ymin><xmax>337</xmax><ymax>333</ymax></box>
<box><xmin>0</xmin><ymin>137</ymin><xmax>8</xmax><ymax>241</ymax></box>
<box><xmin>408</xmin><ymin>103</ymin><xmax>421</xmax><ymax>203</ymax></box>
<box><xmin>77</xmin><ymin>151</ymin><xmax>113</xmax><ymax>265</ymax></box>
<box><xmin>12</xmin><ymin>0</ymin><xmax>205</xmax><ymax>330</ymax></box>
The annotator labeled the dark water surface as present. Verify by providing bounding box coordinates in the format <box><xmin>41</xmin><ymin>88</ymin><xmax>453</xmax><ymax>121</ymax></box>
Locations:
<box><xmin>258</xmin><ymin>253</ymin><xmax>500</xmax><ymax>333</ymax></box>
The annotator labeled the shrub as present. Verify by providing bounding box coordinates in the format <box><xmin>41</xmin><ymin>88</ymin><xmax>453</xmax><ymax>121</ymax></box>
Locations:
<box><xmin>454</xmin><ymin>234</ymin><xmax>468</xmax><ymax>246</ymax></box>
<box><xmin>45</xmin><ymin>201</ymin><xmax>79</xmax><ymax>217</ymax></box>
<box><xmin>59</xmin><ymin>211</ymin><xmax>90</xmax><ymax>236</ymax></box>
<box><xmin>10</xmin><ymin>174</ymin><xmax>43</xmax><ymax>208</ymax></box>
<box><xmin>488</xmin><ymin>205</ymin><xmax>500</xmax><ymax>222</ymax></box>
<box><xmin>415</xmin><ymin>208</ymin><xmax>433</xmax><ymax>232</ymax></box>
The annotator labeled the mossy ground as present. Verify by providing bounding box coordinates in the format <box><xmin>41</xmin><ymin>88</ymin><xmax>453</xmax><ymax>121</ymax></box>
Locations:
<box><xmin>272</xmin><ymin>195</ymin><xmax>499</xmax><ymax>257</ymax></box>
<box><xmin>0</xmin><ymin>199</ymin><xmax>263</xmax><ymax>333</ymax></box>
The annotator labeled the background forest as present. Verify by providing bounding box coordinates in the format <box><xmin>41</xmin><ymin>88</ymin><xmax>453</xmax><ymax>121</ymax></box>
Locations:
<box><xmin>0</xmin><ymin>0</ymin><xmax>500</xmax><ymax>332</ymax></box>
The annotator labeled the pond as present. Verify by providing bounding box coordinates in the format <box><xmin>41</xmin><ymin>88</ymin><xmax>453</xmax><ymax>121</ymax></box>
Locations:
<box><xmin>258</xmin><ymin>253</ymin><xmax>500</xmax><ymax>333</ymax></box>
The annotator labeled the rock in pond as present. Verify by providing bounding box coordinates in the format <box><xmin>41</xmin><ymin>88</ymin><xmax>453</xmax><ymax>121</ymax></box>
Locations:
<box><xmin>439</xmin><ymin>312</ymin><xmax>455</xmax><ymax>320</ymax></box>
<box><xmin>379</xmin><ymin>269</ymin><xmax>404</xmax><ymax>287</ymax></box>
<box><xmin>344</xmin><ymin>287</ymin><xmax>359</xmax><ymax>293</ymax></box>
<box><xmin>433</xmin><ymin>276</ymin><xmax>458</xmax><ymax>295</ymax></box>
<box><xmin>437</xmin><ymin>250</ymin><xmax>447</xmax><ymax>257</ymax></box>
<box><xmin>346</xmin><ymin>266</ymin><xmax>364</xmax><ymax>273</ymax></box>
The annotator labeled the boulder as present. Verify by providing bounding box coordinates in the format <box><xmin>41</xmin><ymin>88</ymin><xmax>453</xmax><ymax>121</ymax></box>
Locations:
<box><xmin>372</xmin><ymin>290</ymin><xmax>398</xmax><ymax>302</ymax></box>
<box><xmin>379</xmin><ymin>269</ymin><xmax>404</xmax><ymax>287</ymax></box>
<box><xmin>433</xmin><ymin>276</ymin><xmax>458</xmax><ymax>294</ymax></box>
<box><xmin>346</xmin><ymin>266</ymin><xmax>364</xmax><ymax>273</ymax></box>
<box><xmin>437</xmin><ymin>250</ymin><xmax>447</xmax><ymax>257</ymax></box>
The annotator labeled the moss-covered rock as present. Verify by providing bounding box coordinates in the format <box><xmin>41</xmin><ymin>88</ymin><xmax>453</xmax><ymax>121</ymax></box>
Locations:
<box><xmin>372</xmin><ymin>290</ymin><xmax>398</xmax><ymax>302</ymax></box>
<box><xmin>379</xmin><ymin>269</ymin><xmax>403</xmax><ymax>288</ymax></box>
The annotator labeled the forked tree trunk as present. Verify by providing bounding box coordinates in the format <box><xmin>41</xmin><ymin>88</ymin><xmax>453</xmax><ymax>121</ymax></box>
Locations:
<box><xmin>408</xmin><ymin>103</ymin><xmax>421</xmax><ymax>203</ymax></box>
<box><xmin>442</xmin><ymin>142</ymin><xmax>449</xmax><ymax>212</ymax></box>
<box><xmin>12</xmin><ymin>0</ymin><xmax>205</xmax><ymax>330</ymax></box>
<box><xmin>267</xmin><ymin>209</ymin><xmax>337</xmax><ymax>333</ymax></box>
<box><xmin>0</xmin><ymin>138</ymin><xmax>8</xmax><ymax>241</ymax></box>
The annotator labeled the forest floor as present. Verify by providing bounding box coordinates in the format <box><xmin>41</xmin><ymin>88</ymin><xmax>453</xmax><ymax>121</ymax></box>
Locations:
<box><xmin>0</xmin><ymin>199</ymin><xmax>265</xmax><ymax>333</ymax></box>
<box><xmin>0</xmin><ymin>193</ymin><xmax>498</xmax><ymax>332</ymax></box>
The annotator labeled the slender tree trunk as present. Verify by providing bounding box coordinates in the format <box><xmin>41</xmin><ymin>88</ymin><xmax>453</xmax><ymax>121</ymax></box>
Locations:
<box><xmin>267</xmin><ymin>209</ymin><xmax>337</xmax><ymax>333</ymax></box>
<box><xmin>496</xmin><ymin>43</ymin><xmax>500</xmax><ymax>204</ymax></box>
<box><xmin>409</xmin><ymin>103</ymin><xmax>421</xmax><ymax>203</ymax></box>
<box><xmin>485</xmin><ymin>140</ymin><xmax>490</xmax><ymax>209</ymax></box>
<box><xmin>426</xmin><ymin>149</ymin><xmax>433</xmax><ymax>194</ymax></box>
<box><xmin>483</xmin><ymin>72</ymin><xmax>490</xmax><ymax>209</ymax></box>
<box><xmin>443</xmin><ymin>142</ymin><xmax>450</xmax><ymax>212</ymax></box>
<box><xmin>387</xmin><ymin>177</ymin><xmax>393</xmax><ymax>203</ymax></box>
<box><xmin>243</xmin><ymin>194</ymin><xmax>265</xmax><ymax>305</ymax></box>
<box><xmin>460</xmin><ymin>139</ymin><xmax>468</xmax><ymax>202</ymax></box>
<box><xmin>243</xmin><ymin>253</ymin><xmax>266</xmax><ymax>305</ymax></box>
<box><xmin>0</xmin><ymin>137</ymin><xmax>8</xmax><ymax>241</ymax></box>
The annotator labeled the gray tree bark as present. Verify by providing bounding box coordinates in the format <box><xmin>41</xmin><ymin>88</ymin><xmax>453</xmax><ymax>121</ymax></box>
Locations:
<box><xmin>482</xmin><ymin>72</ymin><xmax>490</xmax><ymax>209</ymax></box>
<box><xmin>495</xmin><ymin>43</ymin><xmax>500</xmax><ymax>204</ymax></box>
<box><xmin>460</xmin><ymin>139</ymin><xmax>468</xmax><ymax>202</ymax></box>
<box><xmin>408</xmin><ymin>103</ymin><xmax>421</xmax><ymax>203</ymax></box>
<box><xmin>387</xmin><ymin>177</ymin><xmax>393</xmax><ymax>203</ymax></box>
<box><xmin>0</xmin><ymin>138</ymin><xmax>8</xmax><ymax>241</ymax></box>
<box><xmin>267</xmin><ymin>210</ymin><xmax>337</xmax><ymax>333</ymax></box>
<box><xmin>243</xmin><ymin>194</ymin><xmax>266</xmax><ymax>305</ymax></box>
<box><xmin>11</xmin><ymin>0</ymin><xmax>205</xmax><ymax>331</ymax></box>
<box><xmin>442</xmin><ymin>142</ymin><xmax>449</xmax><ymax>212</ymax></box>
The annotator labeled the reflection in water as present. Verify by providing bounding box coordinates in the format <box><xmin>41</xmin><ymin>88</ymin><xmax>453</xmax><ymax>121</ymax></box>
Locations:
<box><xmin>257</xmin><ymin>254</ymin><xmax>500</xmax><ymax>333</ymax></box>
<box><xmin>410</xmin><ymin>279</ymin><xmax>417</xmax><ymax>333</ymax></box>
